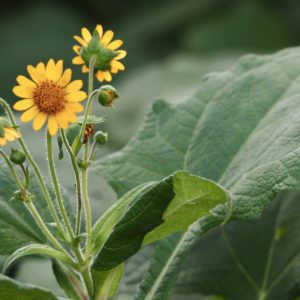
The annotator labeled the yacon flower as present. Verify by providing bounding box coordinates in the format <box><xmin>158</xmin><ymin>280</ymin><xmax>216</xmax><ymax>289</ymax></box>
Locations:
<box><xmin>72</xmin><ymin>25</ymin><xmax>126</xmax><ymax>82</ymax></box>
<box><xmin>0</xmin><ymin>118</ymin><xmax>21</xmax><ymax>146</ymax></box>
<box><xmin>13</xmin><ymin>59</ymin><xmax>87</xmax><ymax>136</ymax></box>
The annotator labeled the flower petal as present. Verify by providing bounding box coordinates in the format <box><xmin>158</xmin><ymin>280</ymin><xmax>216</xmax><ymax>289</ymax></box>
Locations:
<box><xmin>5</xmin><ymin>128</ymin><xmax>21</xmax><ymax>139</ymax></box>
<box><xmin>72</xmin><ymin>56</ymin><xmax>84</xmax><ymax>65</ymax></box>
<box><xmin>95</xmin><ymin>71</ymin><xmax>105</xmax><ymax>82</ymax></box>
<box><xmin>16</xmin><ymin>75</ymin><xmax>36</xmax><ymax>88</ymax></box>
<box><xmin>27</xmin><ymin>65</ymin><xmax>40</xmax><ymax>83</ymax></box>
<box><xmin>55</xmin><ymin>111</ymin><xmax>69</xmax><ymax>129</ymax></box>
<box><xmin>13</xmin><ymin>99</ymin><xmax>34</xmax><ymax>111</ymax></box>
<box><xmin>5</xmin><ymin>130</ymin><xmax>16</xmax><ymax>142</ymax></box>
<box><xmin>74</xmin><ymin>35</ymin><xmax>87</xmax><ymax>47</ymax></box>
<box><xmin>33</xmin><ymin>112</ymin><xmax>47</xmax><ymax>131</ymax></box>
<box><xmin>73</xmin><ymin>45</ymin><xmax>81</xmax><ymax>55</ymax></box>
<box><xmin>0</xmin><ymin>137</ymin><xmax>6</xmax><ymax>146</ymax></box>
<box><xmin>65</xmin><ymin>80</ymin><xmax>83</xmax><ymax>94</ymax></box>
<box><xmin>82</xmin><ymin>65</ymin><xmax>89</xmax><ymax>73</ymax></box>
<box><xmin>53</xmin><ymin>60</ymin><xmax>63</xmax><ymax>83</ymax></box>
<box><xmin>64</xmin><ymin>110</ymin><xmax>77</xmax><ymax>123</ymax></box>
<box><xmin>96</xmin><ymin>25</ymin><xmax>103</xmax><ymax>38</ymax></box>
<box><xmin>13</xmin><ymin>86</ymin><xmax>34</xmax><ymax>98</ymax></box>
<box><xmin>20</xmin><ymin>106</ymin><xmax>39</xmax><ymax>122</ymax></box>
<box><xmin>115</xmin><ymin>50</ymin><xmax>127</xmax><ymax>60</ymax></box>
<box><xmin>111</xmin><ymin>60</ymin><xmax>125</xmax><ymax>71</ymax></box>
<box><xmin>101</xmin><ymin>30</ymin><xmax>114</xmax><ymax>46</ymax></box>
<box><xmin>108</xmin><ymin>40</ymin><xmax>123</xmax><ymax>50</ymax></box>
<box><xmin>103</xmin><ymin>71</ymin><xmax>112</xmax><ymax>82</ymax></box>
<box><xmin>81</xmin><ymin>27</ymin><xmax>92</xmax><ymax>43</ymax></box>
<box><xmin>46</xmin><ymin>59</ymin><xmax>56</xmax><ymax>81</ymax></box>
<box><xmin>48</xmin><ymin>115</ymin><xmax>58</xmax><ymax>136</ymax></box>
<box><xmin>58</xmin><ymin>69</ymin><xmax>72</xmax><ymax>87</ymax></box>
<box><xmin>65</xmin><ymin>91</ymin><xmax>87</xmax><ymax>102</ymax></box>
<box><xmin>66</xmin><ymin>102</ymin><xmax>84</xmax><ymax>113</ymax></box>
<box><xmin>36</xmin><ymin>62</ymin><xmax>47</xmax><ymax>82</ymax></box>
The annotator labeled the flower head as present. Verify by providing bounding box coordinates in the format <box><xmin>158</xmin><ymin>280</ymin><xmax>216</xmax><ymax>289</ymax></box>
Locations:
<box><xmin>13</xmin><ymin>59</ymin><xmax>87</xmax><ymax>136</ymax></box>
<box><xmin>0</xmin><ymin>117</ymin><xmax>21</xmax><ymax>146</ymax></box>
<box><xmin>72</xmin><ymin>25</ymin><xmax>126</xmax><ymax>82</ymax></box>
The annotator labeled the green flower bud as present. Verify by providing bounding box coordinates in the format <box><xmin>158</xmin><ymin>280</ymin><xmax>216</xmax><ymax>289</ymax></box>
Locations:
<box><xmin>98</xmin><ymin>85</ymin><xmax>119</xmax><ymax>107</ymax></box>
<box><xmin>10</xmin><ymin>148</ymin><xmax>26</xmax><ymax>165</ymax></box>
<box><xmin>94</xmin><ymin>131</ymin><xmax>108</xmax><ymax>145</ymax></box>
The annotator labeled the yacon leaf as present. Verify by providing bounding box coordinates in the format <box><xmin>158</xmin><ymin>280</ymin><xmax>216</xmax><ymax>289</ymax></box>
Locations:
<box><xmin>95</xmin><ymin>47</ymin><xmax>300</xmax><ymax>298</ymax></box>
<box><xmin>92</xmin><ymin>171</ymin><xmax>228</xmax><ymax>271</ymax></box>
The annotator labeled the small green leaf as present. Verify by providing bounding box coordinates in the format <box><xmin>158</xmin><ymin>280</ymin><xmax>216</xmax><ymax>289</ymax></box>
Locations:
<box><xmin>52</xmin><ymin>261</ymin><xmax>83</xmax><ymax>300</ymax></box>
<box><xmin>3</xmin><ymin>244</ymin><xmax>76</xmax><ymax>273</ymax></box>
<box><xmin>77</xmin><ymin>115</ymin><xmax>106</xmax><ymax>125</ymax></box>
<box><xmin>0</xmin><ymin>274</ymin><xmax>60</xmax><ymax>300</ymax></box>
<box><xmin>92</xmin><ymin>264</ymin><xmax>124</xmax><ymax>300</ymax></box>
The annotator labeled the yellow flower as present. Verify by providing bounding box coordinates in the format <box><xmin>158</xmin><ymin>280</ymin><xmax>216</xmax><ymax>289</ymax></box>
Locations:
<box><xmin>0</xmin><ymin>124</ymin><xmax>21</xmax><ymax>147</ymax></box>
<box><xmin>13</xmin><ymin>59</ymin><xmax>87</xmax><ymax>136</ymax></box>
<box><xmin>72</xmin><ymin>25</ymin><xmax>126</xmax><ymax>82</ymax></box>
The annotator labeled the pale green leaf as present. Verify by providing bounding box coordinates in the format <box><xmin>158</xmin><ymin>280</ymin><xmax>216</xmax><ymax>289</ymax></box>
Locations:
<box><xmin>3</xmin><ymin>244</ymin><xmax>76</xmax><ymax>273</ymax></box>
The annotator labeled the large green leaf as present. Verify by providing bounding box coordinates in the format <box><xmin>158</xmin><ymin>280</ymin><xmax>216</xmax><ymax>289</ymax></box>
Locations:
<box><xmin>92</xmin><ymin>171</ymin><xmax>227</xmax><ymax>271</ymax></box>
<box><xmin>0</xmin><ymin>274</ymin><xmax>61</xmax><ymax>300</ymax></box>
<box><xmin>94</xmin><ymin>47</ymin><xmax>300</xmax><ymax>297</ymax></box>
<box><xmin>174</xmin><ymin>191</ymin><xmax>300</xmax><ymax>300</ymax></box>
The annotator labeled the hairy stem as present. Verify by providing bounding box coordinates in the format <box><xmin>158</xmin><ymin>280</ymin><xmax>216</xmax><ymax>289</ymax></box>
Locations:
<box><xmin>60</xmin><ymin>129</ymin><xmax>83</xmax><ymax>236</ymax></box>
<box><xmin>47</xmin><ymin>132</ymin><xmax>74</xmax><ymax>241</ymax></box>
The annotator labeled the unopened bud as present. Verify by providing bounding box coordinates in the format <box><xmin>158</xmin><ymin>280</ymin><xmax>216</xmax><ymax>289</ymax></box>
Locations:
<box><xmin>94</xmin><ymin>131</ymin><xmax>108</xmax><ymax>145</ymax></box>
<box><xmin>10</xmin><ymin>148</ymin><xmax>26</xmax><ymax>165</ymax></box>
<box><xmin>98</xmin><ymin>85</ymin><xmax>118</xmax><ymax>107</ymax></box>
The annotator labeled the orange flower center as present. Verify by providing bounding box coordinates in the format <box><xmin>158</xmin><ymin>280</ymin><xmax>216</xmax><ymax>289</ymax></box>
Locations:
<box><xmin>33</xmin><ymin>81</ymin><xmax>65</xmax><ymax>114</ymax></box>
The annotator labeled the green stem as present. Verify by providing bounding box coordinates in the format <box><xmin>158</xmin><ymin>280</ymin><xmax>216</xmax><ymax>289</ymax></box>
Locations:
<box><xmin>26</xmin><ymin>201</ymin><xmax>68</xmax><ymax>254</ymax></box>
<box><xmin>74</xmin><ymin>56</ymin><xmax>97</xmax><ymax>156</ymax></box>
<box><xmin>81</xmin><ymin>267</ymin><xmax>94</xmax><ymax>299</ymax></box>
<box><xmin>0</xmin><ymin>150</ymin><xmax>23</xmax><ymax>191</ymax></box>
<box><xmin>60</xmin><ymin>129</ymin><xmax>83</xmax><ymax>236</ymax></box>
<box><xmin>46</xmin><ymin>132</ymin><xmax>74</xmax><ymax>241</ymax></box>
<box><xmin>0</xmin><ymin>98</ymin><xmax>67</xmax><ymax>240</ymax></box>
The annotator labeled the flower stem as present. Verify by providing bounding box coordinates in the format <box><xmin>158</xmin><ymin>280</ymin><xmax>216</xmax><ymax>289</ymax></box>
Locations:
<box><xmin>46</xmin><ymin>132</ymin><xmax>74</xmax><ymax>241</ymax></box>
<box><xmin>78</xmin><ymin>57</ymin><xmax>96</xmax><ymax>258</ymax></box>
<box><xmin>26</xmin><ymin>200</ymin><xmax>68</xmax><ymax>255</ymax></box>
<box><xmin>0</xmin><ymin>98</ymin><xmax>68</xmax><ymax>240</ymax></box>
<box><xmin>0</xmin><ymin>150</ymin><xmax>23</xmax><ymax>191</ymax></box>
<box><xmin>60</xmin><ymin>129</ymin><xmax>82</xmax><ymax>236</ymax></box>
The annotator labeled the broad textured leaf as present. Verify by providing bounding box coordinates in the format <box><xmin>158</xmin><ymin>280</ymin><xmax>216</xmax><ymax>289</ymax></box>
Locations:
<box><xmin>0</xmin><ymin>274</ymin><xmax>60</xmax><ymax>300</ymax></box>
<box><xmin>3</xmin><ymin>244</ymin><xmax>75</xmax><ymax>273</ymax></box>
<box><xmin>94</xmin><ymin>47</ymin><xmax>300</xmax><ymax>298</ymax></box>
<box><xmin>92</xmin><ymin>171</ymin><xmax>227</xmax><ymax>271</ymax></box>
<box><xmin>175</xmin><ymin>191</ymin><xmax>300</xmax><ymax>300</ymax></box>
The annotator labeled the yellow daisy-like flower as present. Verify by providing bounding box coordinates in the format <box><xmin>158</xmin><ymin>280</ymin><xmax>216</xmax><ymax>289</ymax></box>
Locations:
<box><xmin>0</xmin><ymin>126</ymin><xmax>21</xmax><ymax>146</ymax></box>
<box><xmin>72</xmin><ymin>25</ymin><xmax>126</xmax><ymax>82</ymax></box>
<box><xmin>13</xmin><ymin>59</ymin><xmax>87</xmax><ymax>136</ymax></box>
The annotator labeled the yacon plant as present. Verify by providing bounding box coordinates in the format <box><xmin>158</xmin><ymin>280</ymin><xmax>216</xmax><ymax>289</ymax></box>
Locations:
<box><xmin>0</xmin><ymin>25</ymin><xmax>229</xmax><ymax>300</ymax></box>
<box><xmin>1</xmin><ymin>24</ymin><xmax>300</xmax><ymax>300</ymax></box>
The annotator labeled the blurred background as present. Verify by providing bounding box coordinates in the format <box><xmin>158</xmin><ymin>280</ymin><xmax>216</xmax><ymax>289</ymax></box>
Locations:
<box><xmin>1</xmin><ymin>0</ymin><xmax>300</xmax><ymax>298</ymax></box>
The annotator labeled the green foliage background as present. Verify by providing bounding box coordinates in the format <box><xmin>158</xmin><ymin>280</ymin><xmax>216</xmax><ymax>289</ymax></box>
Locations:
<box><xmin>1</xmin><ymin>0</ymin><xmax>300</xmax><ymax>298</ymax></box>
